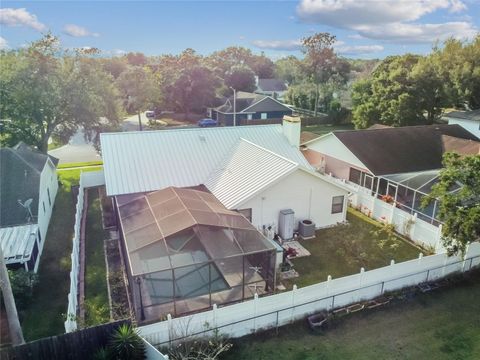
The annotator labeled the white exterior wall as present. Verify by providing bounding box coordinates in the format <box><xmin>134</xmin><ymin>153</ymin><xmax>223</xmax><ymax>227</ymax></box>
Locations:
<box><xmin>36</xmin><ymin>159</ymin><xmax>58</xmax><ymax>263</ymax></box>
<box><xmin>237</xmin><ymin>169</ymin><xmax>348</xmax><ymax>232</ymax></box>
<box><xmin>447</xmin><ymin>118</ymin><xmax>480</xmax><ymax>138</ymax></box>
<box><xmin>306</xmin><ymin>134</ymin><xmax>368</xmax><ymax>171</ymax></box>
<box><xmin>139</xmin><ymin>242</ymin><xmax>480</xmax><ymax>347</ymax></box>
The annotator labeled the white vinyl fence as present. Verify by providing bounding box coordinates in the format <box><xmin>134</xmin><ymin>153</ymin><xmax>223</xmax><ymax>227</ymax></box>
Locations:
<box><xmin>64</xmin><ymin>170</ymin><xmax>105</xmax><ymax>333</ymax></box>
<box><xmin>139</xmin><ymin>242</ymin><xmax>480</xmax><ymax>347</ymax></box>
<box><xmin>350</xmin><ymin>189</ymin><xmax>445</xmax><ymax>253</ymax></box>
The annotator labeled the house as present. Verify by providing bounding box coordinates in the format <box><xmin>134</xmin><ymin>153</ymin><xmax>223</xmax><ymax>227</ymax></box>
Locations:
<box><xmin>302</xmin><ymin>124</ymin><xmax>479</xmax><ymax>223</ymax></box>
<box><xmin>100</xmin><ymin>117</ymin><xmax>350</xmax><ymax>320</ymax></box>
<box><xmin>254</xmin><ymin>78</ymin><xmax>288</xmax><ymax>100</ymax></box>
<box><xmin>443</xmin><ymin>109</ymin><xmax>480</xmax><ymax>138</ymax></box>
<box><xmin>0</xmin><ymin>142</ymin><xmax>59</xmax><ymax>272</ymax></box>
<box><xmin>209</xmin><ymin>91</ymin><xmax>292</xmax><ymax>126</ymax></box>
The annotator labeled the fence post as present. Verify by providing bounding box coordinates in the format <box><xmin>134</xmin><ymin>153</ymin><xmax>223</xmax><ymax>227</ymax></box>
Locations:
<box><xmin>212</xmin><ymin>304</ymin><xmax>217</xmax><ymax>330</ymax></box>
<box><xmin>390</xmin><ymin>259</ymin><xmax>395</xmax><ymax>266</ymax></box>
<box><xmin>167</xmin><ymin>314</ymin><xmax>172</xmax><ymax>345</ymax></box>
<box><xmin>389</xmin><ymin>202</ymin><xmax>395</xmax><ymax>224</ymax></box>
<box><xmin>411</xmin><ymin>213</ymin><xmax>418</xmax><ymax>240</ymax></box>
<box><xmin>290</xmin><ymin>285</ymin><xmax>297</xmax><ymax>323</ymax></box>
<box><xmin>253</xmin><ymin>294</ymin><xmax>258</xmax><ymax>333</ymax></box>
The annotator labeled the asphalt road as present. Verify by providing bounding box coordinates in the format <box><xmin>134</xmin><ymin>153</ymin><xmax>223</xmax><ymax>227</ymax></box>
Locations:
<box><xmin>48</xmin><ymin>129</ymin><xmax>101</xmax><ymax>164</ymax></box>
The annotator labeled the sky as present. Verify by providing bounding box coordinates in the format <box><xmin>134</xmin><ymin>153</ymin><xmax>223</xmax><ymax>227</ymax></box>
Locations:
<box><xmin>1</xmin><ymin>0</ymin><xmax>479</xmax><ymax>59</ymax></box>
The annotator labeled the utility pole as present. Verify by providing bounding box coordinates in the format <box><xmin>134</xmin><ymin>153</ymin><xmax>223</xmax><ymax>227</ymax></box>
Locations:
<box><xmin>230</xmin><ymin>87</ymin><xmax>237</xmax><ymax>127</ymax></box>
<box><xmin>137</xmin><ymin>111</ymin><xmax>143</xmax><ymax>131</ymax></box>
<box><xmin>0</xmin><ymin>247</ymin><xmax>25</xmax><ymax>345</ymax></box>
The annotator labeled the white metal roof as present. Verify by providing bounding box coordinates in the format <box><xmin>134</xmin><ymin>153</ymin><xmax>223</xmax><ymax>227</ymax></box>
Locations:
<box><xmin>205</xmin><ymin>139</ymin><xmax>299</xmax><ymax>209</ymax></box>
<box><xmin>0</xmin><ymin>224</ymin><xmax>38</xmax><ymax>264</ymax></box>
<box><xmin>100</xmin><ymin>125</ymin><xmax>312</xmax><ymax>196</ymax></box>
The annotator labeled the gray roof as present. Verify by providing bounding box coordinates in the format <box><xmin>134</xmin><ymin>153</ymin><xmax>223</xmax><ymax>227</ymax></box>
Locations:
<box><xmin>0</xmin><ymin>143</ymin><xmax>57</xmax><ymax>227</ymax></box>
<box><xmin>100</xmin><ymin>124</ymin><xmax>312</xmax><ymax>196</ymax></box>
<box><xmin>214</xmin><ymin>92</ymin><xmax>290</xmax><ymax>114</ymax></box>
<box><xmin>333</xmin><ymin>124</ymin><xmax>479</xmax><ymax>176</ymax></box>
<box><xmin>444</xmin><ymin>109</ymin><xmax>480</xmax><ymax>122</ymax></box>
<box><xmin>256</xmin><ymin>79</ymin><xmax>287</xmax><ymax>92</ymax></box>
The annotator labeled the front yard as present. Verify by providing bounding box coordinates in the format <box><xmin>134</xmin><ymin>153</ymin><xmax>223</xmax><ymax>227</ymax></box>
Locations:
<box><xmin>223</xmin><ymin>270</ymin><xmax>480</xmax><ymax>360</ymax></box>
<box><xmin>282</xmin><ymin>209</ymin><xmax>423</xmax><ymax>289</ymax></box>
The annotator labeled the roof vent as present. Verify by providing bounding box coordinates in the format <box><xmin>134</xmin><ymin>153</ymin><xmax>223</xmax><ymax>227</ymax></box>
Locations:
<box><xmin>199</xmin><ymin>135</ymin><xmax>206</xmax><ymax>142</ymax></box>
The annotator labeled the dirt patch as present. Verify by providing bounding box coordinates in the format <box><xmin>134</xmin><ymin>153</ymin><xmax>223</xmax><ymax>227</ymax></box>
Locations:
<box><xmin>98</xmin><ymin>186</ymin><xmax>116</xmax><ymax>229</ymax></box>
<box><xmin>105</xmin><ymin>237</ymin><xmax>130</xmax><ymax>320</ymax></box>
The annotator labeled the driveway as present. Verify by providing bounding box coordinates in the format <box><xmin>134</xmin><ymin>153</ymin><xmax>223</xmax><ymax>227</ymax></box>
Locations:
<box><xmin>122</xmin><ymin>112</ymin><xmax>150</xmax><ymax>131</ymax></box>
<box><xmin>48</xmin><ymin>129</ymin><xmax>101</xmax><ymax>164</ymax></box>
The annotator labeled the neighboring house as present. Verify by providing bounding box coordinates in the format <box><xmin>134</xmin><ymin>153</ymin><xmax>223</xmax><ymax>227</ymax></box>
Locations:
<box><xmin>301</xmin><ymin>124</ymin><xmax>479</xmax><ymax>223</ymax></box>
<box><xmin>254</xmin><ymin>78</ymin><xmax>288</xmax><ymax>100</ymax></box>
<box><xmin>0</xmin><ymin>142</ymin><xmax>59</xmax><ymax>272</ymax></box>
<box><xmin>443</xmin><ymin>109</ymin><xmax>480</xmax><ymax>138</ymax></box>
<box><xmin>100</xmin><ymin>118</ymin><xmax>350</xmax><ymax>320</ymax></box>
<box><xmin>209</xmin><ymin>92</ymin><xmax>292</xmax><ymax>126</ymax></box>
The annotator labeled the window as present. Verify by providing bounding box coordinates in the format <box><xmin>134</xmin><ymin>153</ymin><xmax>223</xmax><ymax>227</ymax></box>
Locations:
<box><xmin>43</xmin><ymin>201</ymin><xmax>46</xmax><ymax>214</ymax></box>
<box><xmin>247</xmin><ymin>114</ymin><xmax>253</xmax><ymax>120</ymax></box>
<box><xmin>331</xmin><ymin>196</ymin><xmax>344</xmax><ymax>214</ymax></box>
<box><xmin>47</xmin><ymin>188</ymin><xmax>51</xmax><ymax>207</ymax></box>
<box><xmin>237</xmin><ymin>208</ymin><xmax>252</xmax><ymax>222</ymax></box>
<box><xmin>260</xmin><ymin>113</ymin><xmax>268</xmax><ymax>120</ymax></box>
<box><xmin>349</xmin><ymin>168</ymin><xmax>362</xmax><ymax>185</ymax></box>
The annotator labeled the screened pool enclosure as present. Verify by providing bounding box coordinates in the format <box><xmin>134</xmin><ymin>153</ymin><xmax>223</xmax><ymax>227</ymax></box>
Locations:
<box><xmin>116</xmin><ymin>187</ymin><xmax>276</xmax><ymax>322</ymax></box>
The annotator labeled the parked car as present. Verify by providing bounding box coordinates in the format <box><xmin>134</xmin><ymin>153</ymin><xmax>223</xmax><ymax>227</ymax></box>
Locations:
<box><xmin>198</xmin><ymin>118</ymin><xmax>217</xmax><ymax>127</ymax></box>
<box><xmin>145</xmin><ymin>111</ymin><xmax>155</xmax><ymax>119</ymax></box>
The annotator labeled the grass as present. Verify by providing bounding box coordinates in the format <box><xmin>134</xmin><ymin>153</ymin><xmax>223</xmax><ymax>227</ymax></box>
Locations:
<box><xmin>57</xmin><ymin>161</ymin><xmax>103</xmax><ymax>169</ymax></box>
<box><xmin>302</xmin><ymin>123</ymin><xmax>354</xmax><ymax>136</ymax></box>
<box><xmin>20</xmin><ymin>166</ymin><xmax>102</xmax><ymax>341</ymax></box>
<box><xmin>84</xmin><ymin>189</ymin><xmax>110</xmax><ymax>326</ymax></box>
<box><xmin>223</xmin><ymin>272</ymin><xmax>480</xmax><ymax>360</ymax></box>
<box><xmin>283</xmin><ymin>209</ymin><xmax>422</xmax><ymax>289</ymax></box>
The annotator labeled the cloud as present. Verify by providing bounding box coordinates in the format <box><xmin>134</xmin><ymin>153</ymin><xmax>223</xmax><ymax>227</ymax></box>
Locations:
<box><xmin>0</xmin><ymin>36</ymin><xmax>8</xmax><ymax>50</ymax></box>
<box><xmin>63</xmin><ymin>24</ymin><xmax>99</xmax><ymax>37</ymax></box>
<box><xmin>252</xmin><ymin>38</ymin><xmax>383</xmax><ymax>56</ymax></box>
<box><xmin>297</xmin><ymin>0</ymin><xmax>466</xmax><ymax>26</ymax></box>
<box><xmin>296</xmin><ymin>0</ymin><xmax>475</xmax><ymax>43</ymax></box>
<box><xmin>356</xmin><ymin>21</ymin><xmax>477</xmax><ymax>43</ymax></box>
<box><xmin>334</xmin><ymin>44</ymin><xmax>384</xmax><ymax>55</ymax></box>
<box><xmin>252</xmin><ymin>39</ymin><xmax>302</xmax><ymax>51</ymax></box>
<box><xmin>0</xmin><ymin>8</ymin><xmax>46</xmax><ymax>31</ymax></box>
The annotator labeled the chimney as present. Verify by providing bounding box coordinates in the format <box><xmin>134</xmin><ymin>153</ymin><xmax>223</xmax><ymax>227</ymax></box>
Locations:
<box><xmin>282</xmin><ymin>115</ymin><xmax>301</xmax><ymax>148</ymax></box>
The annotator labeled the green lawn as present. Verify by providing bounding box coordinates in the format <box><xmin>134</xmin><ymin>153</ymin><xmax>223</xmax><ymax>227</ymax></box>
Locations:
<box><xmin>283</xmin><ymin>209</ymin><xmax>423</xmax><ymax>289</ymax></box>
<box><xmin>223</xmin><ymin>272</ymin><xmax>480</xmax><ymax>360</ymax></box>
<box><xmin>57</xmin><ymin>160</ymin><xmax>103</xmax><ymax>169</ymax></box>
<box><xmin>83</xmin><ymin>189</ymin><xmax>110</xmax><ymax>326</ymax></box>
<box><xmin>20</xmin><ymin>166</ymin><xmax>102</xmax><ymax>341</ymax></box>
<box><xmin>302</xmin><ymin>123</ymin><xmax>354</xmax><ymax>136</ymax></box>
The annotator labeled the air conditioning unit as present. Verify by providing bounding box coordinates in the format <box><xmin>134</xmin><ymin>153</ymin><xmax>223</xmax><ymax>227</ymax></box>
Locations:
<box><xmin>299</xmin><ymin>220</ymin><xmax>315</xmax><ymax>239</ymax></box>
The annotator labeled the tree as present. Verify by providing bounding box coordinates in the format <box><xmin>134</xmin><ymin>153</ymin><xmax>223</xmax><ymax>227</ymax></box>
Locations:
<box><xmin>250</xmin><ymin>53</ymin><xmax>275</xmax><ymax>78</ymax></box>
<box><xmin>0</xmin><ymin>247</ymin><xmax>24</xmax><ymax>345</ymax></box>
<box><xmin>168</xmin><ymin>65</ymin><xmax>218</xmax><ymax>119</ymax></box>
<box><xmin>0</xmin><ymin>34</ymin><xmax>121</xmax><ymax>153</ymax></box>
<box><xmin>224</xmin><ymin>65</ymin><xmax>256</xmax><ymax>92</ymax></box>
<box><xmin>301</xmin><ymin>33</ymin><xmax>340</xmax><ymax>116</ymax></box>
<box><xmin>274</xmin><ymin>56</ymin><xmax>303</xmax><ymax>85</ymax></box>
<box><xmin>116</xmin><ymin>66</ymin><xmax>161</xmax><ymax>130</ymax></box>
<box><xmin>423</xmin><ymin>153</ymin><xmax>480</xmax><ymax>254</ymax></box>
<box><xmin>124</xmin><ymin>52</ymin><xmax>147</xmax><ymax>66</ymax></box>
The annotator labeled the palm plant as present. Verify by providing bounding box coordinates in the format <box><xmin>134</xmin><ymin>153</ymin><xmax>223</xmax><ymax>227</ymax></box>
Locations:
<box><xmin>108</xmin><ymin>324</ymin><xmax>146</xmax><ymax>360</ymax></box>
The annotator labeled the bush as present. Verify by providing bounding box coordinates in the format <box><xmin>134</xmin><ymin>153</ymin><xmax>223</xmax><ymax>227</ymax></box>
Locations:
<box><xmin>108</xmin><ymin>324</ymin><xmax>146</xmax><ymax>360</ymax></box>
<box><xmin>8</xmin><ymin>269</ymin><xmax>39</xmax><ymax>309</ymax></box>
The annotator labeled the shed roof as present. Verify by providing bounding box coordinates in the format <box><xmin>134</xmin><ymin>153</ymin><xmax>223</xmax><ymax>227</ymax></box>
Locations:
<box><xmin>205</xmin><ymin>139</ymin><xmax>299</xmax><ymax>209</ymax></box>
<box><xmin>0</xmin><ymin>224</ymin><xmax>38</xmax><ymax>264</ymax></box>
<box><xmin>213</xmin><ymin>92</ymin><xmax>290</xmax><ymax>114</ymax></box>
<box><xmin>332</xmin><ymin>124</ymin><xmax>479</xmax><ymax>175</ymax></box>
<box><xmin>100</xmin><ymin>125</ymin><xmax>311</xmax><ymax>196</ymax></box>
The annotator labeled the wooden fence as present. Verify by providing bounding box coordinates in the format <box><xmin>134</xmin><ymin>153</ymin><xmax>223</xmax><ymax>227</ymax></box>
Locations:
<box><xmin>0</xmin><ymin>320</ymin><xmax>129</xmax><ymax>360</ymax></box>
